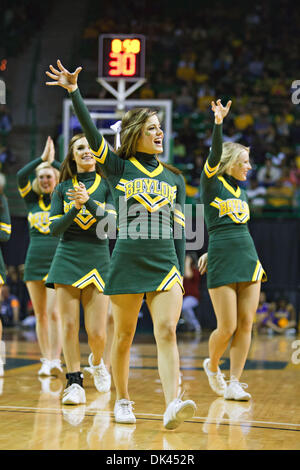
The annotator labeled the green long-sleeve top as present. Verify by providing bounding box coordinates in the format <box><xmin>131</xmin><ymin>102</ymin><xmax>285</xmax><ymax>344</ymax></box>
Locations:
<box><xmin>49</xmin><ymin>171</ymin><xmax>116</xmax><ymax>242</ymax></box>
<box><xmin>0</xmin><ymin>194</ymin><xmax>11</xmax><ymax>242</ymax></box>
<box><xmin>200</xmin><ymin>123</ymin><xmax>250</xmax><ymax>234</ymax></box>
<box><xmin>69</xmin><ymin>88</ymin><xmax>186</xmax><ymax>275</ymax></box>
<box><xmin>17</xmin><ymin>157</ymin><xmax>61</xmax><ymax>237</ymax></box>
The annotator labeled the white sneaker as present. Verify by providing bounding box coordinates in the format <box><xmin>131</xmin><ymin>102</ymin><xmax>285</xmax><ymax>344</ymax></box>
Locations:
<box><xmin>224</xmin><ymin>379</ymin><xmax>251</xmax><ymax>401</ymax></box>
<box><xmin>163</xmin><ymin>396</ymin><xmax>196</xmax><ymax>430</ymax></box>
<box><xmin>84</xmin><ymin>353</ymin><xmax>111</xmax><ymax>393</ymax></box>
<box><xmin>203</xmin><ymin>358</ymin><xmax>227</xmax><ymax>396</ymax></box>
<box><xmin>114</xmin><ymin>399</ymin><xmax>136</xmax><ymax>424</ymax></box>
<box><xmin>62</xmin><ymin>383</ymin><xmax>86</xmax><ymax>405</ymax></box>
<box><xmin>38</xmin><ymin>358</ymin><xmax>51</xmax><ymax>376</ymax></box>
<box><xmin>49</xmin><ymin>359</ymin><xmax>63</xmax><ymax>376</ymax></box>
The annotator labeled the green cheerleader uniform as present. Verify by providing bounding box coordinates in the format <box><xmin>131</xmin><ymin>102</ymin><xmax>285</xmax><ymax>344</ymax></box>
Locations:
<box><xmin>200</xmin><ymin>124</ymin><xmax>267</xmax><ymax>289</ymax></box>
<box><xmin>0</xmin><ymin>194</ymin><xmax>12</xmax><ymax>285</ymax></box>
<box><xmin>70</xmin><ymin>88</ymin><xmax>185</xmax><ymax>295</ymax></box>
<box><xmin>45</xmin><ymin>171</ymin><xmax>116</xmax><ymax>292</ymax></box>
<box><xmin>17</xmin><ymin>157</ymin><xmax>61</xmax><ymax>282</ymax></box>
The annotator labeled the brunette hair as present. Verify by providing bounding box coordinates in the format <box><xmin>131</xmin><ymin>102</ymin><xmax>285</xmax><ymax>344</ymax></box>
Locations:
<box><xmin>59</xmin><ymin>133</ymin><xmax>104</xmax><ymax>182</ymax></box>
<box><xmin>115</xmin><ymin>108</ymin><xmax>181</xmax><ymax>175</ymax></box>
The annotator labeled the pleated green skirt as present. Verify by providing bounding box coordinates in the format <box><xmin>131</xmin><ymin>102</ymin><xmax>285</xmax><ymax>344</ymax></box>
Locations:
<box><xmin>104</xmin><ymin>238</ymin><xmax>183</xmax><ymax>295</ymax></box>
<box><xmin>45</xmin><ymin>237</ymin><xmax>110</xmax><ymax>292</ymax></box>
<box><xmin>207</xmin><ymin>226</ymin><xmax>267</xmax><ymax>289</ymax></box>
<box><xmin>24</xmin><ymin>235</ymin><xmax>59</xmax><ymax>282</ymax></box>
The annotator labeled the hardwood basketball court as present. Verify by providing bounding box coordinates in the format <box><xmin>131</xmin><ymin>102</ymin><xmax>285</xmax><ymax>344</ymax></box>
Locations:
<box><xmin>0</xmin><ymin>329</ymin><xmax>299</xmax><ymax>450</ymax></box>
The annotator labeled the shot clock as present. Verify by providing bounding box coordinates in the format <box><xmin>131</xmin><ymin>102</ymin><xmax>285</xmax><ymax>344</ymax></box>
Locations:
<box><xmin>99</xmin><ymin>34</ymin><xmax>145</xmax><ymax>81</ymax></box>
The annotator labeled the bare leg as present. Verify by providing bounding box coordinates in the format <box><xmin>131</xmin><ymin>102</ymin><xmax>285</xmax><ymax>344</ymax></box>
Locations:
<box><xmin>146</xmin><ymin>283</ymin><xmax>183</xmax><ymax>405</ymax></box>
<box><xmin>110</xmin><ymin>293</ymin><xmax>143</xmax><ymax>400</ymax></box>
<box><xmin>55</xmin><ymin>284</ymin><xmax>81</xmax><ymax>372</ymax></box>
<box><xmin>103</xmin><ymin>301</ymin><xmax>114</xmax><ymax>371</ymax></box>
<box><xmin>230</xmin><ymin>281</ymin><xmax>261</xmax><ymax>380</ymax></box>
<box><xmin>208</xmin><ymin>284</ymin><xmax>238</xmax><ymax>372</ymax></box>
<box><xmin>46</xmin><ymin>288</ymin><xmax>62</xmax><ymax>360</ymax></box>
<box><xmin>26</xmin><ymin>281</ymin><xmax>50</xmax><ymax>359</ymax></box>
<box><xmin>81</xmin><ymin>285</ymin><xmax>109</xmax><ymax>366</ymax></box>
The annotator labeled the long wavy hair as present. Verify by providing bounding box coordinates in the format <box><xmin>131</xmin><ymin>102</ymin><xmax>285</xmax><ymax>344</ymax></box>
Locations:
<box><xmin>115</xmin><ymin>108</ymin><xmax>181</xmax><ymax>175</ymax></box>
<box><xmin>59</xmin><ymin>133</ymin><xmax>104</xmax><ymax>182</ymax></box>
<box><xmin>31</xmin><ymin>162</ymin><xmax>60</xmax><ymax>195</ymax></box>
<box><xmin>216</xmin><ymin>142</ymin><xmax>250</xmax><ymax>176</ymax></box>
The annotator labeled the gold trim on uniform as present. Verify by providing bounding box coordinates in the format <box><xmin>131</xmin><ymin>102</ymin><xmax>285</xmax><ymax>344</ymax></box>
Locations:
<box><xmin>72</xmin><ymin>173</ymin><xmax>101</xmax><ymax>195</ymax></box>
<box><xmin>156</xmin><ymin>266</ymin><xmax>184</xmax><ymax>293</ymax></box>
<box><xmin>210</xmin><ymin>196</ymin><xmax>250</xmax><ymax>224</ymax></box>
<box><xmin>90</xmin><ymin>139</ymin><xmax>108</xmax><ymax>164</ymax></box>
<box><xmin>217</xmin><ymin>176</ymin><xmax>241</xmax><ymax>198</ymax></box>
<box><xmin>18</xmin><ymin>181</ymin><xmax>32</xmax><ymax>198</ymax></box>
<box><xmin>252</xmin><ymin>260</ymin><xmax>267</xmax><ymax>282</ymax></box>
<box><xmin>174</xmin><ymin>208</ymin><xmax>185</xmax><ymax>227</ymax></box>
<box><xmin>0</xmin><ymin>222</ymin><xmax>11</xmax><ymax>235</ymax></box>
<box><xmin>0</xmin><ymin>274</ymin><xmax>4</xmax><ymax>285</ymax></box>
<box><xmin>204</xmin><ymin>160</ymin><xmax>220</xmax><ymax>178</ymax></box>
<box><xmin>72</xmin><ymin>268</ymin><xmax>105</xmax><ymax>292</ymax></box>
<box><xmin>129</xmin><ymin>157</ymin><xmax>163</xmax><ymax>177</ymax></box>
<box><xmin>38</xmin><ymin>195</ymin><xmax>51</xmax><ymax>212</ymax></box>
<box><xmin>49</xmin><ymin>214</ymin><xmax>63</xmax><ymax>221</ymax></box>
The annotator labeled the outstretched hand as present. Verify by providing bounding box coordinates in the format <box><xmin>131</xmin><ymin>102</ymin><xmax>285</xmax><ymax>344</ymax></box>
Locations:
<box><xmin>211</xmin><ymin>99</ymin><xmax>232</xmax><ymax>124</ymax></box>
<box><xmin>45</xmin><ymin>59</ymin><xmax>82</xmax><ymax>93</ymax></box>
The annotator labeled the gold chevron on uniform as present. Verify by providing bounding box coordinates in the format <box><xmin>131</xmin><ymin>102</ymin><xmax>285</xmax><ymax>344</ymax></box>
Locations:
<box><xmin>72</xmin><ymin>268</ymin><xmax>105</xmax><ymax>292</ymax></box>
<box><xmin>204</xmin><ymin>159</ymin><xmax>220</xmax><ymax>178</ymax></box>
<box><xmin>116</xmin><ymin>177</ymin><xmax>177</xmax><ymax>213</ymax></box>
<box><xmin>156</xmin><ymin>266</ymin><xmax>184</xmax><ymax>292</ymax></box>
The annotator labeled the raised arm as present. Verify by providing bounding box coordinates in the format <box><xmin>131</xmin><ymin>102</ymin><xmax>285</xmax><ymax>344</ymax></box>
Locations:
<box><xmin>17</xmin><ymin>137</ymin><xmax>59</xmax><ymax>200</ymax></box>
<box><xmin>0</xmin><ymin>194</ymin><xmax>11</xmax><ymax>242</ymax></box>
<box><xmin>45</xmin><ymin>60</ymin><xmax>124</xmax><ymax>176</ymax></box>
<box><xmin>203</xmin><ymin>99</ymin><xmax>231</xmax><ymax>179</ymax></box>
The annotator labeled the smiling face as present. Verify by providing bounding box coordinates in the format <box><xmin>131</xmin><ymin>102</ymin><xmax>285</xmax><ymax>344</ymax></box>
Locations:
<box><xmin>228</xmin><ymin>150</ymin><xmax>252</xmax><ymax>181</ymax></box>
<box><xmin>37</xmin><ymin>168</ymin><xmax>57</xmax><ymax>194</ymax></box>
<box><xmin>136</xmin><ymin>114</ymin><xmax>164</xmax><ymax>154</ymax></box>
<box><xmin>72</xmin><ymin>137</ymin><xmax>96</xmax><ymax>172</ymax></box>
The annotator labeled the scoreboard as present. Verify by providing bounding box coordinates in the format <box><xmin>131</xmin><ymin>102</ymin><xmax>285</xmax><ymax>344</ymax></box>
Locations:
<box><xmin>99</xmin><ymin>34</ymin><xmax>145</xmax><ymax>81</ymax></box>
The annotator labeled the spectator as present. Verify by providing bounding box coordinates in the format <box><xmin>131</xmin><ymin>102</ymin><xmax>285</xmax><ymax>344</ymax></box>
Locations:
<box><xmin>266</xmin><ymin>175</ymin><xmax>295</xmax><ymax>209</ymax></box>
<box><xmin>257</xmin><ymin>157</ymin><xmax>282</xmax><ymax>187</ymax></box>
<box><xmin>246</xmin><ymin>178</ymin><xmax>267</xmax><ymax>210</ymax></box>
<box><xmin>254</xmin><ymin>291</ymin><xmax>275</xmax><ymax>334</ymax></box>
<box><xmin>0</xmin><ymin>284</ymin><xmax>20</xmax><ymax>327</ymax></box>
<box><xmin>266</xmin><ymin>297</ymin><xmax>297</xmax><ymax>335</ymax></box>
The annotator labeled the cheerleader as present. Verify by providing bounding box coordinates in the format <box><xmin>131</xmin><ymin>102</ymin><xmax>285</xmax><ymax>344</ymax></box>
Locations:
<box><xmin>46</xmin><ymin>60</ymin><xmax>196</xmax><ymax>429</ymax></box>
<box><xmin>199</xmin><ymin>99</ymin><xmax>267</xmax><ymax>401</ymax></box>
<box><xmin>17</xmin><ymin>137</ymin><xmax>62</xmax><ymax>376</ymax></box>
<box><xmin>46</xmin><ymin>133</ymin><xmax>115</xmax><ymax>405</ymax></box>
